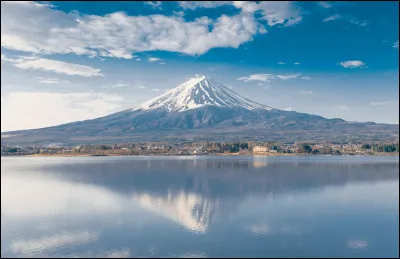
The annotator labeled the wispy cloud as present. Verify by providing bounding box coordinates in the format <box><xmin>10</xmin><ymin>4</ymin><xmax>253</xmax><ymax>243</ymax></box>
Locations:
<box><xmin>294</xmin><ymin>62</ymin><xmax>300</xmax><ymax>65</ymax></box>
<box><xmin>301</xmin><ymin>76</ymin><xmax>312</xmax><ymax>80</ymax></box>
<box><xmin>37</xmin><ymin>77</ymin><xmax>70</xmax><ymax>84</ymax></box>
<box><xmin>102</xmin><ymin>82</ymin><xmax>130</xmax><ymax>89</ymax></box>
<box><xmin>283</xmin><ymin>16</ymin><xmax>303</xmax><ymax>27</ymax></box>
<box><xmin>333</xmin><ymin>105</ymin><xmax>349</xmax><ymax>110</ymax></box>
<box><xmin>370</xmin><ymin>101</ymin><xmax>399</xmax><ymax>106</ymax></box>
<box><xmin>237</xmin><ymin>74</ymin><xmax>275</xmax><ymax>82</ymax></box>
<box><xmin>179</xmin><ymin>1</ymin><xmax>303</xmax><ymax>27</ymax></box>
<box><xmin>339</xmin><ymin>60</ymin><xmax>366</xmax><ymax>68</ymax></box>
<box><xmin>300</xmin><ymin>90</ymin><xmax>313</xmax><ymax>95</ymax></box>
<box><xmin>1</xmin><ymin>92</ymin><xmax>124</xmax><ymax>131</ymax></box>
<box><xmin>278</xmin><ymin>61</ymin><xmax>285</xmax><ymax>65</ymax></box>
<box><xmin>2</xmin><ymin>55</ymin><xmax>103</xmax><ymax>77</ymax></box>
<box><xmin>349</xmin><ymin>19</ymin><xmax>368</xmax><ymax>27</ymax></box>
<box><xmin>148</xmin><ymin>57</ymin><xmax>162</xmax><ymax>63</ymax></box>
<box><xmin>178</xmin><ymin>1</ymin><xmax>231</xmax><ymax>10</ymax></box>
<box><xmin>318</xmin><ymin>1</ymin><xmax>332</xmax><ymax>8</ymax></box>
<box><xmin>238</xmin><ymin>73</ymin><xmax>309</xmax><ymax>82</ymax></box>
<box><xmin>283</xmin><ymin>107</ymin><xmax>294</xmax><ymax>111</ymax></box>
<box><xmin>393</xmin><ymin>40</ymin><xmax>399</xmax><ymax>49</ymax></box>
<box><xmin>323</xmin><ymin>14</ymin><xmax>342</xmax><ymax>22</ymax></box>
<box><xmin>144</xmin><ymin>1</ymin><xmax>162</xmax><ymax>9</ymax></box>
<box><xmin>276</xmin><ymin>74</ymin><xmax>300</xmax><ymax>80</ymax></box>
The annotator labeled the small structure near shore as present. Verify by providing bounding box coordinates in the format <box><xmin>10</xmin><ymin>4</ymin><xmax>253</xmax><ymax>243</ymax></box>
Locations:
<box><xmin>253</xmin><ymin>146</ymin><xmax>268</xmax><ymax>154</ymax></box>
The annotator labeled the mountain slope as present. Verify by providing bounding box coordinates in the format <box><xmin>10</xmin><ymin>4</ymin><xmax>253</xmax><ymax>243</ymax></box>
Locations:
<box><xmin>1</xmin><ymin>76</ymin><xmax>398</xmax><ymax>145</ymax></box>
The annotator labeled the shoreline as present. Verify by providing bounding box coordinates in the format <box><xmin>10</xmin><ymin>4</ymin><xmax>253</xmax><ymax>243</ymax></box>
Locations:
<box><xmin>2</xmin><ymin>152</ymin><xmax>399</xmax><ymax>158</ymax></box>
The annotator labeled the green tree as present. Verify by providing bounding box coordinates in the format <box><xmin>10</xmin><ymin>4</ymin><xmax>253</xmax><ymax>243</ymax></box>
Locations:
<box><xmin>298</xmin><ymin>144</ymin><xmax>312</xmax><ymax>153</ymax></box>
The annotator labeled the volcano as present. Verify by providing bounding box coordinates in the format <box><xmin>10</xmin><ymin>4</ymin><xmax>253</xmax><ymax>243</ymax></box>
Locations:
<box><xmin>1</xmin><ymin>76</ymin><xmax>398</xmax><ymax>145</ymax></box>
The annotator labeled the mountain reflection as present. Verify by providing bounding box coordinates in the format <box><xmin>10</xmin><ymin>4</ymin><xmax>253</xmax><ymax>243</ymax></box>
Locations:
<box><xmin>2</xmin><ymin>157</ymin><xmax>398</xmax><ymax>233</ymax></box>
<box><xmin>133</xmin><ymin>192</ymin><xmax>218</xmax><ymax>233</ymax></box>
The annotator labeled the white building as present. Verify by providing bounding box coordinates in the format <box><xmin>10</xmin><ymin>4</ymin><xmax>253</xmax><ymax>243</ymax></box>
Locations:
<box><xmin>253</xmin><ymin>146</ymin><xmax>268</xmax><ymax>153</ymax></box>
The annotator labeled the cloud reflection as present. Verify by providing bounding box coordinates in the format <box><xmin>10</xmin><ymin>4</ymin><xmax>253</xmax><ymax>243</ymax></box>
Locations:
<box><xmin>10</xmin><ymin>231</ymin><xmax>98</xmax><ymax>257</ymax></box>
<box><xmin>1</xmin><ymin>174</ymin><xmax>126</xmax><ymax>218</ymax></box>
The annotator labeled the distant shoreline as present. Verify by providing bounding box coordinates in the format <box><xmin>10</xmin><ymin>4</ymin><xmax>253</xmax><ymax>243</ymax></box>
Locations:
<box><xmin>2</xmin><ymin>152</ymin><xmax>398</xmax><ymax>158</ymax></box>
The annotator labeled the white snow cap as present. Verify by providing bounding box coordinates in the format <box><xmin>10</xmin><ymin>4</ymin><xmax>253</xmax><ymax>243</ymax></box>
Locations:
<box><xmin>134</xmin><ymin>75</ymin><xmax>272</xmax><ymax>112</ymax></box>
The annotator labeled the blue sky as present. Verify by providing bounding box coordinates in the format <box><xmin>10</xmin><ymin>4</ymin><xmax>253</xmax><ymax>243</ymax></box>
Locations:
<box><xmin>1</xmin><ymin>1</ymin><xmax>398</xmax><ymax>131</ymax></box>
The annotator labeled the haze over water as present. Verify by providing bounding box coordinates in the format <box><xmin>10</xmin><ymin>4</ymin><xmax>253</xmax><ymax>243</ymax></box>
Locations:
<box><xmin>1</xmin><ymin>156</ymin><xmax>399</xmax><ymax>258</ymax></box>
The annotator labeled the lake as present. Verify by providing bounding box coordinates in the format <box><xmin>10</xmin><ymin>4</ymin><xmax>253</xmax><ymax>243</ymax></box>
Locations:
<box><xmin>1</xmin><ymin>156</ymin><xmax>399</xmax><ymax>258</ymax></box>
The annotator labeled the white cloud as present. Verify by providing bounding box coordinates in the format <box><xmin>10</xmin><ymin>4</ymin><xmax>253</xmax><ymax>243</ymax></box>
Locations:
<box><xmin>15</xmin><ymin>57</ymin><xmax>103</xmax><ymax>77</ymax></box>
<box><xmin>159</xmin><ymin>62</ymin><xmax>166</xmax><ymax>65</ymax></box>
<box><xmin>278</xmin><ymin>61</ymin><xmax>285</xmax><ymax>65</ymax></box>
<box><xmin>37</xmin><ymin>77</ymin><xmax>70</xmax><ymax>84</ymax></box>
<box><xmin>276</xmin><ymin>73</ymin><xmax>300</xmax><ymax>80</ymax></box>
<box><xmin>151</xmin><ymin>89</ymin><xmax>160</xmax><ymax>92</ymax></box>
<box><xmin>393</xmin><ymin>40</ymin><xmax>399</xmax><ymax>49</ymax></box>
<box><xmin>1</xmin><ymin>53</ymin><xmax>14</xmax><ymax>62</ymax></box>
<box><xmin>145</xmin><ymin>1</ymin><xmax>162</xmax><ymax>9</ymax></box>
<box><xmin>349</xmin><ymin>19</ymin><xmax>368</xmax><ymax>27</ymax></box>
<box><xmin>173</xmin><ymin>11</ymin><xmax>185</xmax><ymax>18</ymax></box>
<box><xmin>294</xmin><ymin>62</ymin><xmax>300</xmax><ymax>65</ymax></box>
<box><xmin>283</xmin><ymin>16</ymin><xmax>303</xmax><ymax>27</ymax></box>
<box><xmin>178</xmin><ymin>1</ymin><xmax>230</xmax><ymax>10</ymax></box>
<box><xmin>300</xmin><ymin>90</ymin><xmax>313</xmax><ymax>94</ymax></box>
<box><xmin>370</xmin><ymin>101</ymin><xmax>399</xmax><ymax>106</ymax></box>
<box><xmin>323</xmin><ymin>14</ymin><xmax>342</xmax><ymax>22</ymax></box>
<box><xmin>283</xmin><ymin>107</ymin><xmax>293</xmax><ymax>111</ymax></box>
<box><xmin>1</xmin><ymin>92</ymin><xmax>124</xmax><ymax>131</ymax></box>
<box><xmin>347</xmin><ymin>240</ymin><xmax>368</xmax><ymax>250</ymax></box>
<box><xmin>249</xmin><ymin>223</ymin><xmax>270</xmax><ymax>235</ymax></box>
<box><xmin>232</xmin><ymin>1</ymin><xmax>303</xmax><ymax>27</ymax></box>
<box><xmin>318</xmin><ymin>1</ymin><xmax>332</xmax><ymax>8</ymax></box>
<box><xmin>238</xmin><ymin>73</ymin><xmax>306</xmax><ymax>82</ymax></box>
<box><xmin>339</xmin><ymin>60</ymin><xmax>366</xmax><ymax>68</ymax></box>
<box><xmin>148</xmin><ymin>57</ymin><xmax>162</xmax><ymax>62</ymax></box>
<box><xmin>333</xmin><ymin>105</ymin><xmax>349</xmax><ymax>110</ymax></box>
<box><xmin>1</xmin><ymin>2</ymin><xmax>297</xmax><ymax>59</ymax></box>
<box><xmin>301</xmin><ymin>76</ymin><xmax>311</xmax><ymax>80</ymax></box>
<box><xmin>1</xmin><ymin>1</ymin><xmax>299</xmax><ymax>58</ymax></box>
<box><xmin>102</xmin><ymin>82</ymin><xmax>130</xmax><ymax>89</ymax></box>
<box><xmin>2</xmin><ymin>55</ymin><xmax>103</xmax><ymax>76</ymax></box>
<box><xmin>237</xmin><ymin>74</ymin><xmax>275</xmax><ymax>82</ymax></box>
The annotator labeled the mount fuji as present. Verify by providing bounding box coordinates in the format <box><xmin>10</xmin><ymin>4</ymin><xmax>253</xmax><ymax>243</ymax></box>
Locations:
<box><xmin>1</xmin><ymin>76</ymin><xmax>398</xmax><ymax>145</ymax></box>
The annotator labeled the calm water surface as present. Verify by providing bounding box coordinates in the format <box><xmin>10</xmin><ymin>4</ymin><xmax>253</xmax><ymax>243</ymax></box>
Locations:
<box><xmin>1</xmin><ymin>156</ymin><xmax>399</xmax><ymax>258</ymax></box>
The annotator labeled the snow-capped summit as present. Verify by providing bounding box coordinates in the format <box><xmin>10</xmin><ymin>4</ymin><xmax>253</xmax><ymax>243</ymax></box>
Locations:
<box><xmin>133</xmin><ymin>76</ymin><xmax>272</xmax><ymax>112</ymax></box>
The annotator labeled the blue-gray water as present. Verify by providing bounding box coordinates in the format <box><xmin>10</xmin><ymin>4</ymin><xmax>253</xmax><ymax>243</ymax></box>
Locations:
<box><xmin>1</xmin><ymin>156</ymin><xmax>399</xmax><ymax>258</ymax></box>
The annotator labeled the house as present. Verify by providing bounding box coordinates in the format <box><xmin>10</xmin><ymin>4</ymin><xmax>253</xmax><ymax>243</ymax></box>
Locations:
<box><xmin>253</xmin><ymin>146</ymin><xmax>268</xmax><ymax>153</ymax></box>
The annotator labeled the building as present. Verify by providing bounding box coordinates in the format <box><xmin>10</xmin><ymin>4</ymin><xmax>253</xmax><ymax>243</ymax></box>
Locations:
<box><xmin>253</xmin><ymin>146</ymin><xmax>268</xmax><ymax>153</ymax></box>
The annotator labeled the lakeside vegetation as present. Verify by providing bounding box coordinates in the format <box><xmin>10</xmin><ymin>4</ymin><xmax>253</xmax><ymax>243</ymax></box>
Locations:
<box><xmin>1</xmin><ymin>141</ymin><xmax>399</xmax><ymax>157</ymax></box>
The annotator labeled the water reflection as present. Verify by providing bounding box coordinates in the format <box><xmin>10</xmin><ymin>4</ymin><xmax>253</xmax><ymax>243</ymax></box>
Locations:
<box><xmin>1</xmin><ymin>156</ymin><xmax>398</xmax><ymax>258</ymax></box>
<box><xmin>133</xmin><ymin>192</ymin><xmax>217</xmax><ymax>233</ymax></box>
